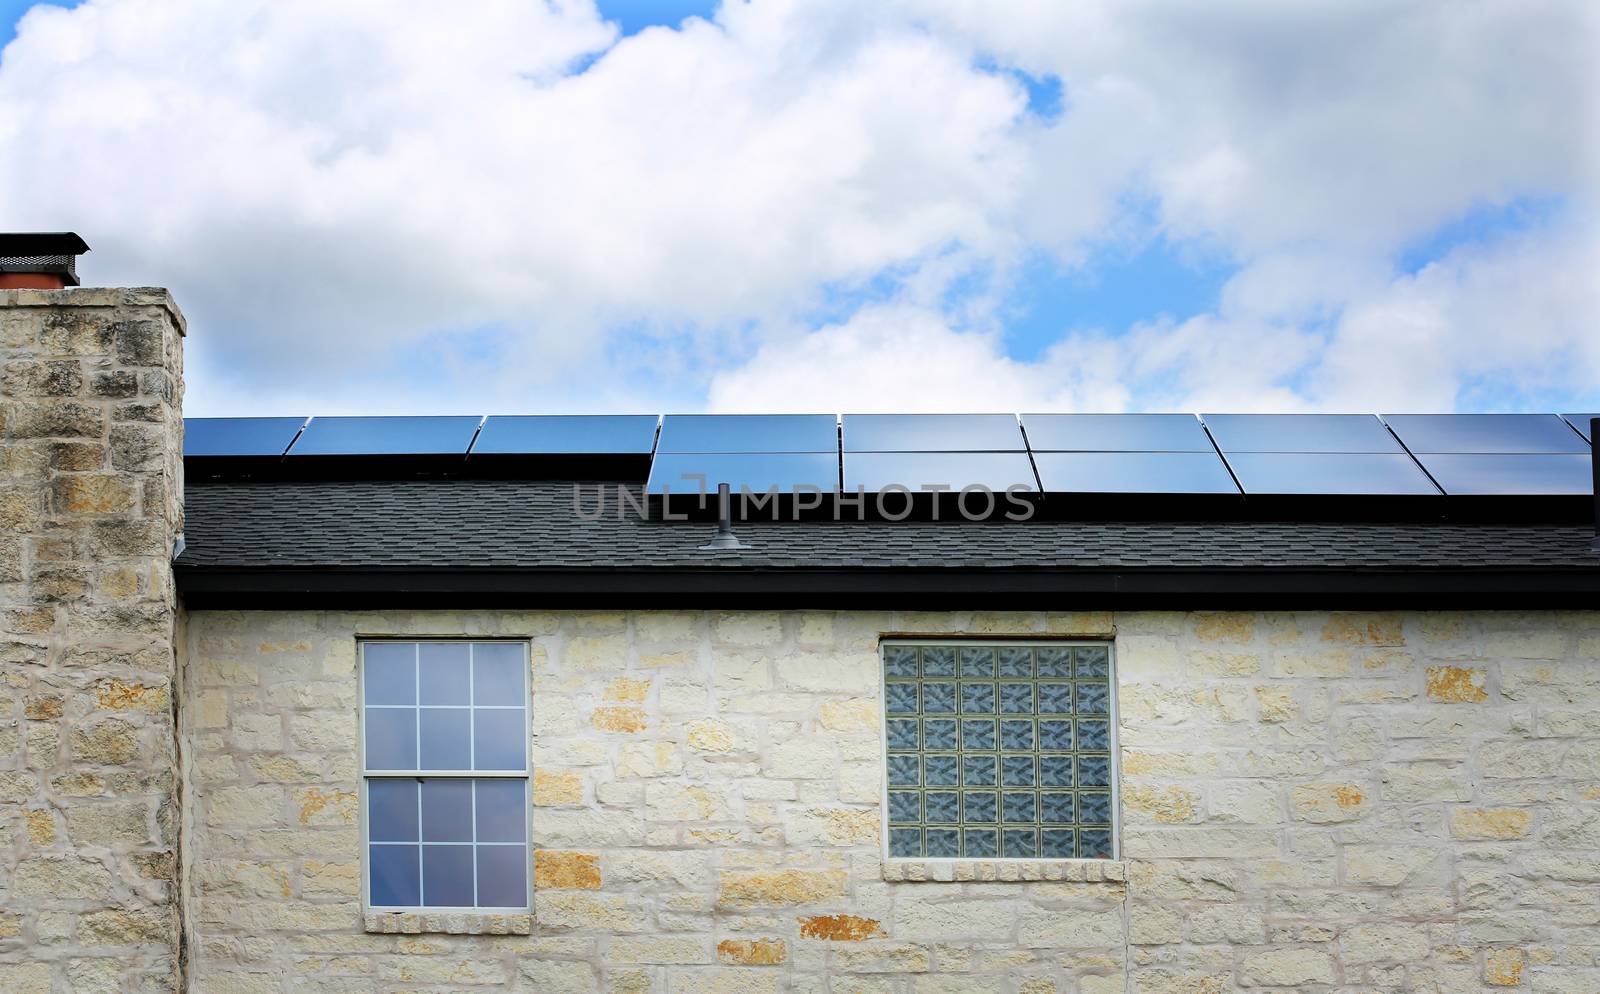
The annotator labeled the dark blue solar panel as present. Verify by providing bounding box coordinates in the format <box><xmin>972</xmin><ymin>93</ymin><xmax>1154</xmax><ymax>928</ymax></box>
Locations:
<box><xmin>656</xmin><ymin>415</ymin><xmax>837</xmax><ymax>453</ymax></box>
<box><xmin>1204</xmin><ymin>414</ymin><xmax>1402</xmax><ymax>453</ymax></box>
<box><xmin>1033</xmin><ymin>452</ymin><xmax>1239</xmax><ymax>493</ymax></box>
<box><xmin>646</xmin><ymin>453</ymin><xmax>839</xmax><ymax>494</ymax></box>
<box><xmin>289</xmin><ymin>416</ymin><xmax>482</xmax><ymax>456</ymax></box>
<box><xmin>1560</xmin><ymin>414</ymin><xmax>1598</xmax><ymax>443</ymax></box>
<box><xmin>183</xmin><ymin>417</ymin><xmax>307</xmax><ymax>457</ymax></box>
<box><xmin>843</xmin><ymin>452</ymin><xmax>1037</xmax><ymax>491</ymax></box>
<box><xmin>1383</xmin><ymin>414</ymin><xmax>1588</xmax><ymax>454</ymax></box>
<box><xmin>1022</xmin><ymin>414</ymin><xmax>1212</xmax><ymax>452</ymax></box>
<box><xmin>471</xmin><ymin>415</ymin><xmax>658</xmax><ymax>455</ymax></box>
<box><xmin>1225</xmin><ymin>453</ymin><xmax>1439</xmax><ymax>496</ymax></box>
<box><xmin>1411</xmin><ymin>454</ymin><xmax>1593</xmax><ymax>496</ymax></box>
<box><xmin>843</xmin><ymin>414</ymin><xmax>1024</xmax><ymax>452</ymax></box>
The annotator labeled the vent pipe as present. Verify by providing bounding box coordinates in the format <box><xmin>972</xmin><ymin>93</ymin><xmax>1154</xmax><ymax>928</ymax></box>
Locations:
<box><xmin>0</xmin><ymin>232</ymin><xmax>90</xmax><ymax>289</ymax></box>
<box><xmin>700</xmin><ymin>483</ymin><xmax>751</xmax><ymax>551</ymax></box>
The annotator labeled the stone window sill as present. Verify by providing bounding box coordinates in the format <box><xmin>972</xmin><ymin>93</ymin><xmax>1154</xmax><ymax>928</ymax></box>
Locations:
<box><xmin>364</xmin><ymin>912</ymin><xmax>532</xmax><ymax>935</ymax></box>
<box><xmin>882</xmin><ymin>859</ymin><xmax>1126</xmax><ymax>883</ymax></box>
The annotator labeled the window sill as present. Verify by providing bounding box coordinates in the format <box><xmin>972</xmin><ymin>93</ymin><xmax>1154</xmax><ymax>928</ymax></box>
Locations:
<box><xmin>364</xmin><ymin>912</ymin><xmax>532</xmax><ymax>935</ymax></box>
<box><xmin>882</xmin><ymin>858</ymin><xmax>1125</xmax><ymax>883</ymax></box>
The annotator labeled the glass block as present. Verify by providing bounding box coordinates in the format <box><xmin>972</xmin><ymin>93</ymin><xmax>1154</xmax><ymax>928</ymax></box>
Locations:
<box><xmin>476</xmin><ymin>845</ymin><xmax>527</xmax><ymax>908</ymax></box>
<box><xmin>962</xmin><ymin>755</ymin><xmax>997</xmax><ymax>786</ymax></box>
<box><xmin>960</xmin><ymin>646</ymin><xmax>995</xmax><ymax>677</ymax></box>
<box><xmin>1038</xmin><ymin>683</ymin><xmax>1073</xmax><ymax>714</ymax></box>
<box><xmin>888</xmin><ymin>791</ymin><xmax>920</xmax><ymax>824</ymax></box>
<box><xmin>1002</xmin><ymin>792</ymin><xmax>1036</xmax><ymax>824</ymax></box>
<box><xmin>1002</xmin><ymin>756</ymin><xmax>1036</xmax><ymax>787</ymax></box>
<box><xmin>886</xmin><ymin>718</ymin><xmax>919</xmax><ymax>751</ymax></box>
<box><xmin>962</xmin><ymin>719</ymin><xmax>996</xmax><ymax>751</ymax></box>
<box><xmin>1002</xmin><ymin>829</ymin><xmax>1037</xmax><ymax>858</ymax></box>
<box><xmin>884</xmin><ymin>646</ymin><xmax>919</xmax><ymax>677</ymax></box>
<box><xmin>474</xmin><ymin>779</ymin><xmax>526</xmax><ymax>844</ymax></box>
<box><xmin>1076</xmin><ymin>646</ymin><xmax>1110</xmax><ymax>678</ymax></box>
<box><xmin>1079</xmin><ymin>792</ymin><xmax>1112</xmax><ymax>825</ymax></box>
<box><xmin>925</xmin><ymin>791</ymin><xmax>960</xmax><ymax>822</ymax></box>
<box><xmin>420</xmin><ymin>779</ymin><xmax>473</xmax><ymax>842</ymax></box>
<box><xmin>1076</xmin><ymin>683</ymin><xmax>1110</xmax><ymax>715</ymax></box>
<box><xmin>922</xmin><ymin>719</ymin><xmax>958</xmax><ymax>751</ymax></box>
<box><xmin>889</xmin><ymin>828</ymin><xmax>921</xmax><ymax>857</ymax></box>
<box><xmin>960</xmin><ymin>683</ymin><xmax>995</xmax><ymax>714</ymax></box>
<box><xmin>365</xmin><ymin>709</ymin><xmax>417</xmax><ymax>770</ymax></box>
<box><xmin>1041</xmin><ymin>828</ymin><xmax>1076</xmax><ymax>858</ymax></box>
<box><xmin>1000</xmin><ymin>683</ymin><xmax>1033</xmax><ymax>714</ymax></box>
<box><xmin>922</xmin><ymin>682</ymin><xmax>957</xmax><ymax>713</ymax></box>
<box><xmin>926</xmin><ymin>827</ymin><xmax>961</xmax><ymax>857</ymax></box>
<box><xmin>1039</xmin><ymin>755</ymin><xmax>1074</xmax><ymax>787</ymax></box>
<box><xmin>886</xmin><ymin>755</ymin><xmax>919</xmax><ymax>786</ymax></box>
<box><xmin>1039</xmin><ymin>791</ymin><xmax>1074</xmax><ymax>824</ymax></box>
<box><xmin>1080</xmin><ymin>828</ymin><xmax>1113</xmax><ymax>858</ymax></box>
<box><xmin>369</xmin><ymin>844</ymin><xmax>420</xmax><ymax>907</ymax></box>
<box><xmin>419</xmin><ymin>709</ymin><xmax>471</xmax><ymax>770</ymax></box>
<box><xmin>418</xmin><ymin>643</ymin><xmax>470</xmax><ymax>706</ymax></box>
<box><xmin>473</xmin><ymin>642</ymin><xmax>525</xmax><ymax>705</ymax></box>
<box><xmin>473</xmin><ymin>709</ymin><xmax>526</xmax><ymax>772</ymax></box>
<box><xmin>422</xmin><ymin>845</ymin><xmax>474</xmax><ymax>907</ymax></box>
<box><xmin>1078</xmin><ymin>755</ymin><xmax>1111</xmax><ymax>787</ymax></box>
<box><xmin>885</xmin><ymin>683</ymin><xmax>919</xmax><ymax>714</ymax></box>
<box><xmin>924</xmin><ymin>755</ymin><xmax>959</xmax><ymax>787</ymax></box>
<box><xmin>1037</xmin><ymin>647</ymin><xmax>1072</xmax><ymax>678</ymax></box>
<box><xmin>1000</xmin><ymin>719</ymin><xmax>1034</xmax><ymax>751</ymax></box>
<box><xmin>364</xmin><ymin>643</ymin><xmax>416</xmax><ymax>706</ymax></box>
<box><xmin>1038</xmin><ymin>719</ymin><xmax>1072</xmax><ymax>751</ymax></box>
<box><xmin>963</xmin><ymin>828</ymin><xmax>998</xmax><ymax>858</ymax></box>
<box><xmin>997</xmin><ymin>646</ymin><xmax>1033</xmax><ymax>677</ymax></box>
<box><xmin>922</xmin><ymin>647</ymin><xmax>957</xmax><ymax>677</ymax></box>
<box><xmin>963</xmin><ymin>791</ymin><xmax>997</xmax><ymax>823</ymax></box>
<box><xmin>1078</xmin><ymin>719</ymin><xmax>1110</xmax><ymax>752</ymax></box>
<box><xmin>367</xmin><ymin>779</ymin><xmax>419</xmax><ymax>841</ymax></box>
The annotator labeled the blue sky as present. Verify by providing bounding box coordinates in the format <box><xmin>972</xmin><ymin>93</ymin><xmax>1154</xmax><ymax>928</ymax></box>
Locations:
<box><xmin>1</xmin><ymin>1</ymin><xmax>1594</xmax><ymax>416</ymax></box>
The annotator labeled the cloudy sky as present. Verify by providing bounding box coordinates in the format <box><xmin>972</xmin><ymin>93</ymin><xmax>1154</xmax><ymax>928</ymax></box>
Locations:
<box><xmin>2</xmin><ymin>0</ymin><xmax>1596</xmax><ymax>417</ymax></box>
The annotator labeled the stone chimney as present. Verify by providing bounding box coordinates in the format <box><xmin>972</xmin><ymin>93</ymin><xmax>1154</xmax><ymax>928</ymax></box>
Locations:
<box><xmin>1</xmin><ymin>285</ymin><xmax>186</xmax><ymax>991</ymax></box>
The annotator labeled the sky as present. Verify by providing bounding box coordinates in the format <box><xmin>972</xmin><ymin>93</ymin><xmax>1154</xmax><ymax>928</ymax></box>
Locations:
<box><xmin>1</xmin><ymin>0</ymin><xmax>1596</xmax><ymax>417</ymax></box>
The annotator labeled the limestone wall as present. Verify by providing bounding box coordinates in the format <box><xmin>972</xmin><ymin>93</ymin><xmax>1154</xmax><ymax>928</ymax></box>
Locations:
<box><xmin>0</xmin><ymin>289</ymin><xmax>186</xmax><ymax>993</ymax></box>
<box><xmin>180</xmin><ymin>608</ymin><xmax>1600</xmax><ymax>993</ymax></box>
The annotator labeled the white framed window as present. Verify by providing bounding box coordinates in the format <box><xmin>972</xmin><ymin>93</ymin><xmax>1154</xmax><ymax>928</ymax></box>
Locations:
<box><xmin>881</xmin><ymin>640</ymin><xmax>1118</xmax><ymax>860</ymax></box>
<box><xmin>359</xmin><ymin>640</ymin><xmax>530</xmax><ymax>911</ymax></box>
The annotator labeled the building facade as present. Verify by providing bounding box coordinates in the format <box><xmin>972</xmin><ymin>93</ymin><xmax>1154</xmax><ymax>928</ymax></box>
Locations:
<box><xmin>4</xmin><ymin>288</ymin><xmax>1600</xmax><ymax>993</ymax></box>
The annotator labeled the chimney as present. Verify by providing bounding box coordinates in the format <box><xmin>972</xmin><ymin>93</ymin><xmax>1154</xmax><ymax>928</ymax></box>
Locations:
<box><xmin>0</xmin><ymin>231</ymin><xmax>91</xmax><ymax>289</ymax></box>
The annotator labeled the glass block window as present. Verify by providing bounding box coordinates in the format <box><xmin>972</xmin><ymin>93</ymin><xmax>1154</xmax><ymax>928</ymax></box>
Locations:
<box><xmin>882</xmin><ymin>642</ymin><xmax>1116</xmax><ymax>860</ymax></box>
<box><xmin>361</xmin><ymin>641</ymin><xmax>529</xmax><ymax>910</ymax></box>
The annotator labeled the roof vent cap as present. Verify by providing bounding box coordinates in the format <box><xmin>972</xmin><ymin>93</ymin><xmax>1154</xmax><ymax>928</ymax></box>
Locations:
<box><xmin>0</xmin><ymin>232</ymin><xmax>90</xmax><ymax>289</ymax></box>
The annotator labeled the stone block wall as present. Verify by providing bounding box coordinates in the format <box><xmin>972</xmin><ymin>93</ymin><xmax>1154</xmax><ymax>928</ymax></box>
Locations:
<box><xmin>0</xmin><ymin>289</ymin><xmax>187</xmax><ymax>993</ymax></box>
<box><xmin>180</xmin><ymin>607</ymin><xmax>1600</xmax><ymax>993</ymax></box>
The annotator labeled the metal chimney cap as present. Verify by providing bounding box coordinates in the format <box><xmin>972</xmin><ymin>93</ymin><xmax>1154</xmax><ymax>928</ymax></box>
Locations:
<box><xmin>0</xmin><ymin>232</ymin><xmax>90</xmax><ymax>256</ymax></box>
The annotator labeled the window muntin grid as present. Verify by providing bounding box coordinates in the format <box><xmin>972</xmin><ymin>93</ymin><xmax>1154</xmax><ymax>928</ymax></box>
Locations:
<box><xmin>882</xmin><ymin>642</ymin><xmax>1116</xmax><ymax>860</ymax></box>
<box><xmin>360</xmin><ymin>641</ymin><xmax>530</xmax><ymax>911</ymax></box>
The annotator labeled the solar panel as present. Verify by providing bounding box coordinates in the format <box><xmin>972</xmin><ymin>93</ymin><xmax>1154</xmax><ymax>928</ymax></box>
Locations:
<box><xmin>1032</xmin><ymin>452</ymin><xmax>1239</xmax><ymax>494</ymax></box>
<box><xmin>1224</xmin><ymin>453</ymin><xmax>1440</xmax><ymax>496</ymax></box>
<box><xmin>842</xmin><ymin>414</ymin><xmax>1024</xmax><ymax>452</ymax></box>
<box><xmin>183</xmin><ymin>417</ymin><xmax>307</xmax><ymax>457</ymax></box>
<box><xmin>471</xmin><ymin>415</ymin><xmax>658</xmax><ymax>455</ymax></box>
<box><xmin>1382</xmin><ymin>414</ymin><xmax>1588</xmax><ymax>454</ymax></box>
<box><xmin>1203</xmin><ymin>414</ymin><xmax>1403</xmax><ymax>453</ymax></box>
<box><xmin>656</xmin><ymin>415</ymin><xmax>837</xmax><ymax>454</ymax></box>
<box><xmin>1022</xmin><ymin>414</ymin><xmax>1212</xmax><ymax>452</ymax></box>
<box><xmin>289</xmin><ymin>416</ymin><xmax>482</xmax><ymax>456</ymax></box>
<box><xmin>843</xmin><ymin>452</ymin><xmax>1037</xmax><ymax>492</ymax></box>
<box><xmin>1414</xmin><ymin>454</ymin><xmax>1594</xmax><ymax>496</ymax></box>
<box><xmin>1560</xmin><ymin>414</ymin><xmax>1599</xmax><ymax>443</ymax></box>
<box><xmin>646</xmin><ymin>453</ymin><xmax>839</xmax><ymax>494</ymax></box>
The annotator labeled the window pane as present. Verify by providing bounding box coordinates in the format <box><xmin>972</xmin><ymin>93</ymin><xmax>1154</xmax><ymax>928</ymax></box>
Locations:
<box><xmin>473</xmin><ymin>643</ymin><xmax>525</xmax><ymax>704</ymax></box>
<box><xmin>476</xmin><ymin>846</ymin><xmax>528</xmax><ymax>908</ymax></box>
<box><xmin>369</xmin><ymin>844</ymin><xmax>420</xmax><ymax>907</ymax></box>
<box><xmin>421</xmin><ymin>845</ymin><xmax>475</xmax><ymax>907</ymax></box>
<box><xmin>475</xmin><ymin>780</ymin><xmax>527</xmax><ymax>844</ymax></box>
<box><xmin>367</xmin><ymin>779</ymin><xmax>419</xmax><ymax>842</ymax></box>
<box><xmin>420</xmin><ymin>780</ymin><xmax>473</xmax><ymax>842</ymax></box>
<box><xmin>418</xmin><ymin>643</ymin><xmax>470</xmax><ymax>706</ymax></box>
<box><xmin>419</xmin><ymin>709</ymin><xmax>471</xmax><ymax>770</ymax></box>
<box><xmin>473</xmin><ymin>709</ymin><xmax>527</xmax><ymax>771</ymax></box>
<box><xmin>364</xmin><ymin>643</ymin><xmax>415</xmax><ymax>706</ymax></box>
<box><xmin>364</xmin><ymin>709</ymin><xmax>417</xmax><ymax>770</ymax></box>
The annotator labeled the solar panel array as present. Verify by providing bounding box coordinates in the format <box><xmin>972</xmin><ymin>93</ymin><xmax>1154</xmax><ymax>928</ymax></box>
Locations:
<box><xmin>184</xmin><ymin>413</ymin><xmax>1595</xmax><ymax>498</ymax></box>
